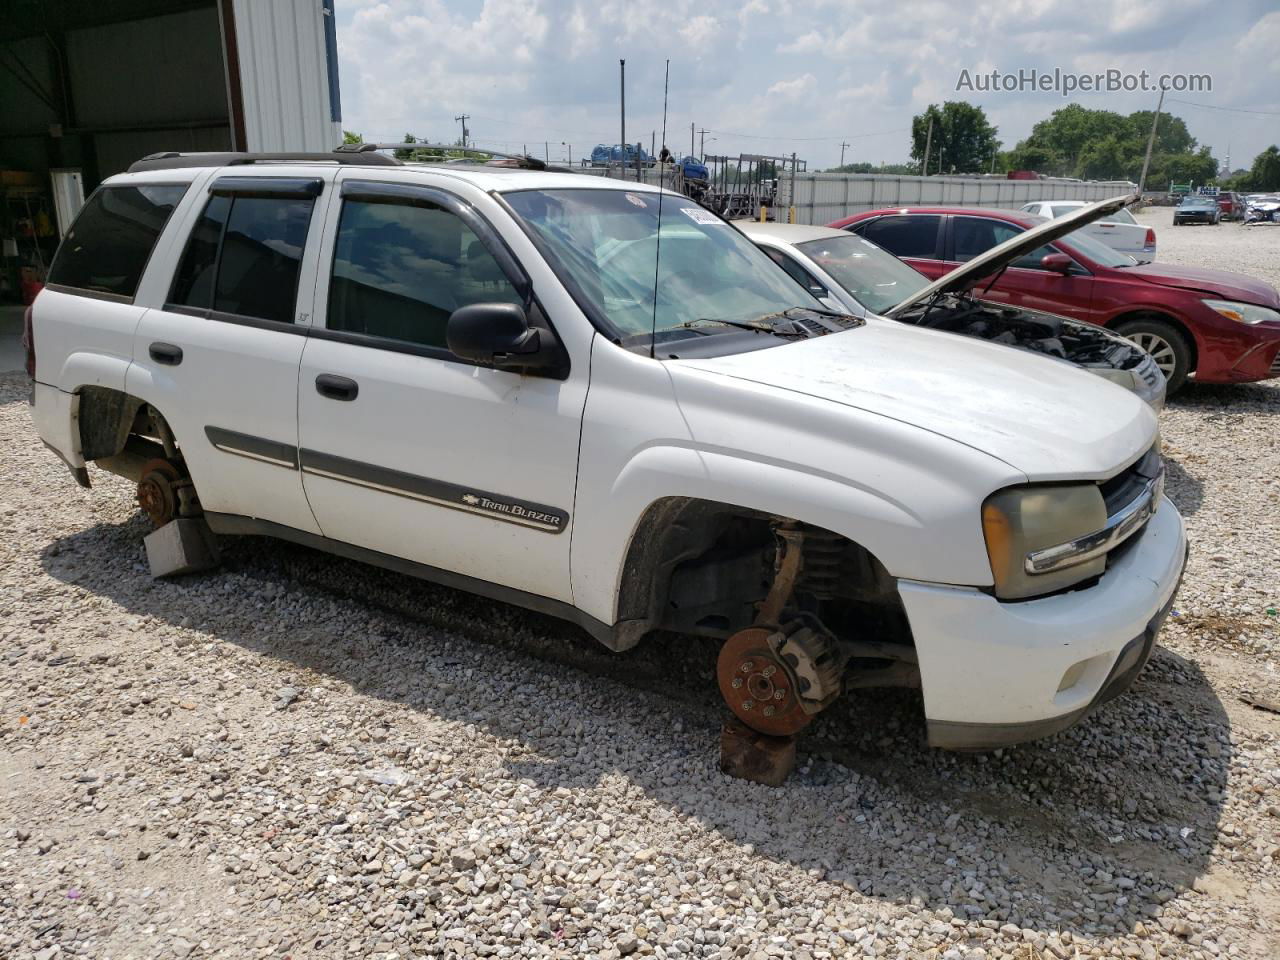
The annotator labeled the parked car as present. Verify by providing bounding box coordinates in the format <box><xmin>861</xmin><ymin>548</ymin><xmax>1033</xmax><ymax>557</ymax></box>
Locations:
<box><xmin>589</xmin><ymin>143</ymin><xmax>654</xmax><ymax>168</ymax></box>
<box><xmin>1019</xmin><ymin>199</ymin><xmax>1156</xmax><ymax>263</ymax></box>
<box><xmin>1216</xmin><ymin>191</ymin><xmax>1245</xmax><ymax>221</ymax></box>
<box><xmin>28</xmin><ymin>150</ymin><xmax>1185</xmax><ymax>752</ymax></box>
<box><xmin>675</xmin><ymin>155</ymin><xmax>709</xmax><ymax>181</ymax></box>
<box><xmin>1172</xmin><ymin>195</ymin><xmax>1221</xmax><ymax>225</ymax></box>
<box><xmin>740</xmin><ymin>217</ymin><xmax>1165</xmax><ymax>409</ymax></box>
<box><xmin>828</xmin><ymin>204</ymin><xmax>1280</xmax><ymax>393</ymax></box>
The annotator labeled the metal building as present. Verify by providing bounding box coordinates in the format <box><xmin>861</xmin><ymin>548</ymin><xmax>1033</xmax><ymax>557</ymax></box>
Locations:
<box><xmin>1</xmin><ymin>0</ymin><xmax>343</xmax><ymax>301</ymax></box>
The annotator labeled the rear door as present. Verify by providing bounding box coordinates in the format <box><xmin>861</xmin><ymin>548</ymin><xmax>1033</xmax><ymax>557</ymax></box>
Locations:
<box><xmin>127</xmin><ymin>170</ymin><xmax>332</xmax><ymax>534</ymax></box>
<box><xmin>846</xmin><ymin>214</ymin><xmax>946</xmax><ymax>280</ymax></box>
<box><xmin>942</xmin><ymin>215</ymin><xmax>1097</xmax><ymax>321</ymax></box>
<box><xmin>294</xmin><ymin>174</ymin><xmax>587</xmax><ymax>602</ymax></box>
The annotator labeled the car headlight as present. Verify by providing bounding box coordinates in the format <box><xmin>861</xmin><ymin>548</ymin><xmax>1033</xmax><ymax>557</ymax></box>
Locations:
<box><xmin>982</xmin><ymin>484</ymin><xmax>1107</xmax><ymax>600</ymax></box>
<box><xmin>1202</xmin><ymin>299</ymin><xmax>1280</xmax><ymax>325</ymax></box>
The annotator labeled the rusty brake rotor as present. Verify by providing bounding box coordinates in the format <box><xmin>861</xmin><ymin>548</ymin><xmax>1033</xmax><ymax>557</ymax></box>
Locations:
<box><xmin>716</xmin><ymin>626</ymin><xmax>811</xmax><ymax>737</ymax></box>
<box><xmin>137</xmin><ymin>458</ymin><xmax>182</xmax><ymax>527</ymax></box>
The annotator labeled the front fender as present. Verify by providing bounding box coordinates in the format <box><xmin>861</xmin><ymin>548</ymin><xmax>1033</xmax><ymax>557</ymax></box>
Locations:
<box><xmin>570</xmin><ymin>338</ymin><xmax>1023</xmax><ymax>627</ymax></box>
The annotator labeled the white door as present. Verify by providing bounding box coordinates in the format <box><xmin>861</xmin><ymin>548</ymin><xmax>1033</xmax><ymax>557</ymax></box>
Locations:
<box><xmin>127</xmin><ymin>172</ymin><xmax>332</xmax><ymax>533</ymax></box>
<box><xmin>295</xmin><ymin>177</ymin><xmax>587</xmax><ymax>602</ymax></box>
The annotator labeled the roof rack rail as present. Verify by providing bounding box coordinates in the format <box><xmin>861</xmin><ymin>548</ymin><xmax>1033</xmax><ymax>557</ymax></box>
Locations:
<box><xmin>340</xmin><ymin>142</ymin><xmax>556</xmax><ymax>171</ymax></box>
<box><xmin>127</xmin><ymin>150</ymin><xmax>402</xmax><ymax>173</ymax></box>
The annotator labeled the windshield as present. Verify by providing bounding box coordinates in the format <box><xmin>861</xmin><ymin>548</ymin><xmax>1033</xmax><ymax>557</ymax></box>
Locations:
<box><xmin>1056</xmin><ymin>228</ymin><xmax>1139</xmax><ymax>267</ymax></box>
<box><xmin>503</xmin><ymin>188</ymin><xmax>821</xmax><ymax>339</ymax></box>
<box><xmin>794</xmin><ymin>234</ymin><xmax>927</xmax><ymax>313</ymax></box>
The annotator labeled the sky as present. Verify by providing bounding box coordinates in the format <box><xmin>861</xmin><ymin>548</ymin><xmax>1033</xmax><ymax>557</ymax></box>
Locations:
<box><xmin>334</xmin><ymin>0</ymin><xmax>1280</xmax><ymax>173</ymax></box>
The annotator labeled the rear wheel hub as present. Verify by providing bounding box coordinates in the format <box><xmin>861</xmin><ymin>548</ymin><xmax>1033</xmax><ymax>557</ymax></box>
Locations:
<box><xmin>137</xmin><ymin>459</ymin><xmax>182</xmax><ymax>527</ymax></box>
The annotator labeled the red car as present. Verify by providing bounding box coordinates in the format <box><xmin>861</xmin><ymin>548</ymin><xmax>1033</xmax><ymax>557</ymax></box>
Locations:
<box><xmin>826</xmin><ymin>205</ymin><xmax>1280</xmax><ymax>393</ymax></box>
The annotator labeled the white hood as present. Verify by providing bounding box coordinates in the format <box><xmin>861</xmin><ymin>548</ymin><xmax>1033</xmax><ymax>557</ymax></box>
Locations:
<box><xmin>680</xmin><ymin>320</ymin><xmax>1157</xmax><ymax>481</ymax></box>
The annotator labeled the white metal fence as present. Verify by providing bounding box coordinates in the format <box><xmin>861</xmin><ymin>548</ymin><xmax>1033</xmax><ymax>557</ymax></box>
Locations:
<box><xmin>581</xmin><ymin>166</ymin><xmax>1136</xmax><ymax>224</ymax></box>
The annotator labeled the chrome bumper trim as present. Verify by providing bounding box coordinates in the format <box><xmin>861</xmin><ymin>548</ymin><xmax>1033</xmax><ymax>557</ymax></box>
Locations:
<box><xmin>1024</xmin><ymin>469</ymin><xmax>1164</xmax><ymax>575</ymax></box>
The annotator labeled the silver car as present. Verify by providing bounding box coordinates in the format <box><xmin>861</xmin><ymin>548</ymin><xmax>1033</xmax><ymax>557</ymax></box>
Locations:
<box><xmin>1021</xmin><ymin>200</ymin><xmax>1157</xmax><ymax>263</ymax></box>
<box><xmin>740</xmin><ymin>209</ymin><xmax>1165</xmax><ymax>410</ymax></box>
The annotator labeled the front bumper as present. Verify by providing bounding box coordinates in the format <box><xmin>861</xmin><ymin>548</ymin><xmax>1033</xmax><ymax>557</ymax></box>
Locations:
<box><xmin>897</xmin><ymin>497</ymin><xmax>1187</xmax><ymax>750</ymax></box>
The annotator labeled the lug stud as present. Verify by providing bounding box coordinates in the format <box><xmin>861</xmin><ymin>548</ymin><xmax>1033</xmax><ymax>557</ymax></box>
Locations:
<box><xmin>741</xmin><ymin>701</ymin><xmax>753</xmax><ymax>711</ymax></box>
<box><xmin>741</xmin><ymin>660</ymin><xmax>754</xmax><ymax>673</ymax></box>
<box><xmin>774</xmin><ymin>689</ymin><xmax>785</xmax><ymax>700</ymax></box>
<box><xmin>762</xmin><ymin>665</ymin><xmax>776</xmax><ymax>678</ymax></box>
<box><xmin>731</xmin><ymin>677</ymin><xmax>743</xmax><ymax>689</ymax></box>
<box><xmin>763</xmin><ymin>706</ymin><xmax>775</xmax><ymax>717</ymax></box>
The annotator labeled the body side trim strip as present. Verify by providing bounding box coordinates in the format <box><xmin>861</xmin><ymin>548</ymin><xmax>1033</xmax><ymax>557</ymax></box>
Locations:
<box><xmin>298</xmin><ymin>447</ymin><xmax>569</xmax><ymax>533</ymax></box>
<box><xmin>204</xmin><ymin>426</ymin><xmax>299</xmax><ymax>469</ymax></box>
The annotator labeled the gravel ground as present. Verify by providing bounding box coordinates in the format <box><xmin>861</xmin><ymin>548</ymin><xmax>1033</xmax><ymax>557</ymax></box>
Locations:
<box><xmin>2</xmin><ymin>209</ymin><xmax>1278</xmax><ymax>959</ymax></box>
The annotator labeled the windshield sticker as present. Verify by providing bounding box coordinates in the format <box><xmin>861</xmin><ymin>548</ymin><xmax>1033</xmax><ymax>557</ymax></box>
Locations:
<box><xmin>624</xmin><ymin>193</ymin><xmax>648</xmax><ymax>208</ymax></box>
<box><xmin>680</xmin><ymin>207</ymin><xmax>724</xmax><ymax>225</ymax></box>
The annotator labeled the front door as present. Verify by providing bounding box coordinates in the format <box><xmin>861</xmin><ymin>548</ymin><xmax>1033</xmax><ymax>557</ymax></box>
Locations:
<box><xmin>946</xmin><ymin>215</ymin><xmax>1096</xmax><ymax>321</ymax></box>
<box><xmin>295</xmin><ymin>176</ymin><xmax>587</xmax><ymax>602</ymax></box>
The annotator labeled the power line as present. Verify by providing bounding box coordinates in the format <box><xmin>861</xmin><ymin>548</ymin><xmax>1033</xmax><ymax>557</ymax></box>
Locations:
<box><xmin>701</xmin><ymin>126</ymin><xmax>908</xmax><ymax>142</ymax></box>
<box><xmin>1166</xmin><ymin>98</ymin><xmax>1280</xmax><ymax>117</ymax></box>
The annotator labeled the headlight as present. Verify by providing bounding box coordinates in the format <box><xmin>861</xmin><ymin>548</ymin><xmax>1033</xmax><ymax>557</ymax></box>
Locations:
<box><xmin>982</xmin><ymin>484</ymin><xmax>1107</xmax><ymax>600</ymax></box>
<box><xmin>1088</xmin><ymin>366</ymin><xmax>1138</xmax><ymax>389</ymax></box>
<box><xmin>1202</xmin><ymin>299</ymin><xmax>1280</xmax><ymax>325</ymax></box>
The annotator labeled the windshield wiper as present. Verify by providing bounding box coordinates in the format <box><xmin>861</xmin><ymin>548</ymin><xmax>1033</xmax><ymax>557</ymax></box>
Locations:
<box><xmin>680</xmin><ymin>317</ymin><xmax>786</xmax><ymax>335</ymax></box>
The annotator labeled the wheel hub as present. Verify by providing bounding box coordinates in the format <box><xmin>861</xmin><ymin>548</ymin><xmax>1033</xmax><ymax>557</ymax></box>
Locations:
<box><xmin>137</xmin><ymin>459</ymin><xmax>181</xmax><ymax>527</ymax></box>
<box><xmin>716</xmin><ymin>626</ymin><xmax>810</xmax><ymax>736</ymax></box>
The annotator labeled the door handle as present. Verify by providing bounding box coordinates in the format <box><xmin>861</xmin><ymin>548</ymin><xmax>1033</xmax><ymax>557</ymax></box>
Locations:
<box><xmin>315</xmin><ymin>373</ymin><xmax>359</xmax><ymax>402</ymax></box>
<box><xmin>149</xmin><ymin>342</ymin><xmax>183</xmax><ymax>366</ymax></box>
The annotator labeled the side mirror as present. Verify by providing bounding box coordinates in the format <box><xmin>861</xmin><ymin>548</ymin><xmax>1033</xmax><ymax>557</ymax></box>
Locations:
<box><xmin>1040</xmin><ymin>252</ymin><xmax>1073</xmax><ymax>274</ymax></box>
<box><xmin>447</xmin><ymin>302</ymin><xmax>554</xmax><ymax>369</ymax></box>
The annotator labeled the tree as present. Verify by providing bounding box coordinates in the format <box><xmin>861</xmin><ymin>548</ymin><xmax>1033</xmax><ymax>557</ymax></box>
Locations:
<box><xmin>342</xmin><ymin>130</ymin><xmax>363</xmax><ymax>144</ymax></box>
<box><xmin>823</xmin><ymin>162</ymin><xmax>919</xmax><ymax>175</ymax></box>
<box><xmin>1238</xmin><ymin>145</ymin><xmax>1280</xmax><ymax>191</ymax></box>
<box><xmin>910</xmin><ymin>102</ymin><xmax>1000</xmax><ymax>174</ymax></box>
<box><xmin>1150</xmin><ymin>147</ymin><xmax>1219</xmax><ymax>189</ymax></box>
<box><xmin>1008</xmin><ymin>105</ymin><xmax>1207</xmax><ymax>181</ymax></box>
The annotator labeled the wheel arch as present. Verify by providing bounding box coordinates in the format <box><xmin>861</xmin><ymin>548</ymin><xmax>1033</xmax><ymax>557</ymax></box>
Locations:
<box><xmin>1105</xmin><ymin>309</ymin><xmax>1199</xmax><ymax>372</ymax></box>
<box><xmin>610</xmin><ymin>495</ymin><xmax>914</xmax><ymax>653</ymax></box>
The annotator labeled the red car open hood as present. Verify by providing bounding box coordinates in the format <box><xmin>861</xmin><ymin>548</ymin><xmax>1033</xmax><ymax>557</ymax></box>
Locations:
<box><xmin>1120</xmin><ymin>262</ymin><xmax>1280</xmax><ymax>308</ymax></box>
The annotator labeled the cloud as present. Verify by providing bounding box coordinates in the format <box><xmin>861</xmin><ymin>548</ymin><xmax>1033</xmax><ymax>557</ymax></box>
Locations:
<box><xmin>335</xmin><ymin>0</ymin><xmax>1280</xmax><ymax>170</ymax></box>
<box><xmin>767</xmin><ymin>73</ymin><xmax>817</xmax><ymax>98</ymax></box>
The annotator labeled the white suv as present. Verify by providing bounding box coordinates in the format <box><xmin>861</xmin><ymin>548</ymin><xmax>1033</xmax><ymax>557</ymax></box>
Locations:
<box><xmin>26</xmin><ymin>148</ymin><xmax>1187</xmax><ymax>749</ymax></box>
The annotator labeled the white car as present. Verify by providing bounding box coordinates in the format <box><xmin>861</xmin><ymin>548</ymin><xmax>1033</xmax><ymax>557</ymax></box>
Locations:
<box><xmin>739</xmin><ymin>218</ymin><xmax>1165</xmax><ymax>409</ymax></box>
<box><xmin>1020</xmin><ymin>200</ymin><xmax>1157</xmax><ymax>262</ymax></box>
<box><xmin>26</xmin><ymin>148</ymin><xmax>1186</xmax><ymax>752</ymax></box>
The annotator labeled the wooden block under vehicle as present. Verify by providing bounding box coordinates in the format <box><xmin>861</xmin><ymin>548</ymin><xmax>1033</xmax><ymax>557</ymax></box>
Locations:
<box><xmin>719</xmin><ymin>717</ymin><xmax>797</xmax><ymax>786</ymax></box>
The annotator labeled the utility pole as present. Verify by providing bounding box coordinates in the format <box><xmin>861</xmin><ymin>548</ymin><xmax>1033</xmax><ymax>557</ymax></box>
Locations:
<box><xmin>690</xmin><ymin>122</ymin><xmax>695</xmax><ymax>157</ymax></box>
<box><xmin>454</xmin><ymin>114</ymin><xmax>470</xmax><ymax>148</ymax></box>
<box><xmin>699</xmin><ymin>128</ymin><xmax>710</xmax><ymax>159</ymax></box>
<box><xmin>921</xmin><ymin>115</ymin><xmax>933</xmax><ymax>177</ymax></box>
<box><xmin>839</xmin><ymin>141</ymin><xmax>850</xmax><ymax>169</ymax></box>
<box><xmin>1138</xmin><ymin>87</ymin><xmax>1165</xmax><ymax>195</ymax></box>
<box><xmin>545</xmin><ymin>141</ymin><xmax>549</xmax><ymax>163</ymax></box>
<box><xmin>619</xmin><ymin>59</ymin><xmax>625</xmax><ymax>167</ymax></box>
<box><xmin>651</xmin><ymin>131</ymin><xmax>655</xmax><ymax>158</ymax></box>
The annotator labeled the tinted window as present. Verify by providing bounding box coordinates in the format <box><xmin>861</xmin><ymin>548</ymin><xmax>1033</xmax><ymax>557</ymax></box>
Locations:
<box><xmin>171</xmin><ymin>194</ymin><xmax>314</xmax><ymax>323</ymax></box>
<box><xmin>48</xmin><ymin>184</ymin><xmax>188</xmax><ymax>299</ymax></box>
<box><xmin>953</xmin><ymin>217</ymin><xmax>1057</xmax><ymax>269</ymax></box>
<box><xmin>762</xmin><ymin>247</ymin><xmax>825</xmax><ymax>295</ymax></box>
<box><xmin>328</xmin><ymin>199</ymin><xmax>522</xmax><ymax>350</ymax></box>
<box><xmin>857</xmin><ymin>215</ymin><xmax>940</xmax><ymax>259</ymax></box>
<box><xmin>170</xmin><ymin>195</ymin><xmax>230</xmax><ymax>308</ymax></box>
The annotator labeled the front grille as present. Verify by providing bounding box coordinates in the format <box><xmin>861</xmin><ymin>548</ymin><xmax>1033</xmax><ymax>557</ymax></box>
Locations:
<box><xmin>1098</xmin><ymin>445</ymin><xmax>1161</xmax><ymax>517</ymax></box>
